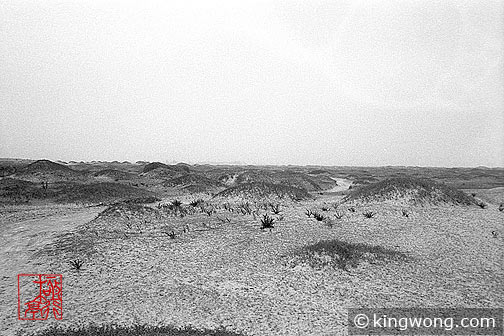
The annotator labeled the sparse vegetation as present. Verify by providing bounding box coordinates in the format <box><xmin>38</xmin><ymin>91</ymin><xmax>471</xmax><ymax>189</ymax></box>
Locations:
<box><xmin>363</xmin><ymin>211</ymin><xmax>376</xmax><ymax>218</ymax></box>
<box><xmin>270</xmin><ymin>203</ymin><xmax>281</xmax><ymax>214</ymax></box>
<box><xmin>477</xmin><ymin>201</ymin><xmax>487</xmax><ymax>209</ymax></box>
<box><xmin>333</xmin><ymin>211</ymin><xmax>344</xmax><ymax>219</ymax></box>
<box><xmin>402</xmin><ymin>209</ymin><xmax>409</xmax><ymax>217</ymax></box>
<box><xmin>189</xmin><ymin>198</ymin><xmax>205</xmax><ymax>207</ymax></box>
<box><xmin>260</xmin><ymin>214</ymin><xmax>275</xmax><ymax>231</ymax></box>
<box><xmin>238</xmin><ymin>202</ymin><xmax>252</xmax><ymax>215</ymax></box>
<box><xmin>312</xmin><ymin>212</ymin><xmax>325</xmax><ymax>221</ymax></box>
<box><xmin>305</xmin><ymin>209</ymin><xmax>313</xmax><ymax>218</ymax></box>
<box><xmin>69</xmin><ymin>258</ymin><xmax>84</xmax><ymax>271</ymax></box>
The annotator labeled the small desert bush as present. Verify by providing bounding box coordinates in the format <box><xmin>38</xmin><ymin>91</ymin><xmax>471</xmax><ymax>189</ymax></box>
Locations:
<box><xmin>289</xmin><ymin>239</ymin><xmax>408</xmax><ymax>271</ymax></box>
<box><xmin>305</xmin><ymin>209</ymin><xmax>313</xmax><ymax>218</ymax></box>
<box><xmin>171</xmin><ymin>199</ymin><xmax>183</xmax><ymax>207</ymax></box>
<box><xmin>499</xmin><ymin>203</ymin><xmax>504</xmax><ymax>212</ymax></box>
<box><xmin>333</xmin><ymin>211</ymin><xmax>344</xmax><ymax>219</ymax></box>
<box><xmin>401</xmin><ymin>209</ymin><xmax>409</xmax><ymax>217</ymax></box>
<box><xmin>260</xmin><ymin>214</ymin><xmax>275</xmax><ymax>231</ymax></box>
<box><xmin>270</xmin><ymin>203</ymin><xmax>281</xmax><ymax>214</ymax></box>
<box><xmin>363</xmin><ymin>211</ymin><xmax>376</xmax><ymax>218</ymax></box>
<box><xmin>189</xmin><ymin>198</ymin><xmax>205</xmax><ymax>207</ymax></box>
<box><xmin>69</xmin><ymin>259</ymin><xmax>84</xmax><ymax>271</ymax></box>
<box><xmin>312</xmin><ymin>212</ymin><xmax>326</xmax><ymax>221</ymax></box>
<box><xmin>348</xmin><ymin>207</ymin><xmax>356</xmax><ymax>213</ymax></box>
<box><xmin>238</xmin><ymin>202</ymin><xmax>252</xmax><ymax>215</ymax></box>
<box><xmin>477</xmin><ymin>201</ymin><xmax>487</xmax><ymax>209</ymax></box>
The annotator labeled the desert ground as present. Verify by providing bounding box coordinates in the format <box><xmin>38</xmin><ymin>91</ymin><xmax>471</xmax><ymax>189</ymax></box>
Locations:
<box><xmin>0</xmin><ymin>159</ymin><xmax>503</xmax><ymax>336</ymax></box>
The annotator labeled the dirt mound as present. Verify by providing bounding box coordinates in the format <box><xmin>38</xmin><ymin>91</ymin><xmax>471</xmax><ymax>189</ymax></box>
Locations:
<box><xmin>308</xmin><ymin>169</ymin><xmax>330</xmax><ymax>175</ymax></box>
<box><xmin>163</xmin><ymin>173</ymin><xmax>224</xmax><ymax>192</ymax></box>
<box><xmin>215</xmin><ymin>182</ymin><xmax>311</xmax><ymax>201</ymax></box>
<box><xmin>0</xmin><ymin>178</ymin><xmax>47</xmax><ymax>203</ymax></box>
<box><xmin>97</xmin><ymin>202</ymin><xmax>160</xmax><ymax>220</ymax></box>
<box><xmin>53</xmin><ymin>182</ymin><xmax>153</xmax><ymax>204</ymax></box>
<box><xmin>343</xmin><ymin>177</ymin><xmax>478</xmax><ymax>206</ymax></box>
<box><xmin>22</xmin><ymin>159</ymin><xmax>72</xmax><ymax>172</ymax></box>
<box><xmin>143</xmin><ymin>162</ymin><xmax>190</xmax><ymax>174</ymax></box>
<box><xmin>234</xmin><ymin>170</ymin><xmax>336</xmax><ymax>191</ymax></box>
<box><xmin>15</xmin><ymin>159</ymin><xmax>84</xmax><ymax>182</ymax></box>
<box><xmin>141</xmin><ymin>167</ymin><xmax>182</xmax><ymax>180</ymax></box>
<box><xmin>92</xmin><ymin>169</ymin><xmax>134</xmax><ymax>180</ymax></box>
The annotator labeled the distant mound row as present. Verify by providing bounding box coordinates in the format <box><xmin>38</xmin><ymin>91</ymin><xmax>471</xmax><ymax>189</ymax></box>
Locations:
<box><xmin>92</xmin><ymin>169</ymin><xmax>135</xmax><ymax>180</ymax></box>
<box><xmin>343</xmin><ymin>177</ymin><xmax>478</xmax><ymax>206</ymax></box>
<box><xmin>215</xmin><ymin>182</ymin><xmax>311</xmax><ymax>201</ymax></box>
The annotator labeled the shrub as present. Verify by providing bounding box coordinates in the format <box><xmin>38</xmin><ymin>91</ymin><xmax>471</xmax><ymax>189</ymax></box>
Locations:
<box><xmin>363</xmin><ymin>211</ymin><xmax>376</xmax><ymax>218</ymax></box>
<box><xmin>165</xmin><ymin>230</ymin><xmax>176</xmax><ymax>239</ymax></box>
<box><xmin>477</xmin><ymin>201</ymin><xmax>487</xmax><ymax>209</ymax></box>
<box><xmin>260</xmin><ymin>214</ymin><xmax>275</xmax><ymax>231</ymax></box>
<box><xmin>312</xmin><ymin>212</ymin><xmax>325</xmax><ymax>221</ymax></box>
<box><xmin>189</xmin><ymin>198</ymin><xmax>205</xmax><ymax>207</ymax></box>
<box><xmin>333</xmin><ymin>211</ymin><xmax>344</xmax><ymax>219</ymax></box>
<box><xmin>305</xmin><ymin>209</ymin><xmax>313</xmax><ymax>218</ymax></box>
<box><xmin>491</xmin><ymin>230</ymin><xmax>498</xmax><ymax>238</ymax></box>
<box><xmin>171</xmin><ymin>199</ymin><xmax>182</xmax><ymax>207</ymax></box>
<box><xmin>348</xmin><ymin>207</ymin><xmax>356</xmax><ymax>213</ymax></box>
<box><xmin>238</xmin><ymin>202</ymin><xmax>252</xmax><ymax>215</ymax></box>
<box><xmin>401</xmin><ymin>210</ymin><xmax>409</xmax><ymax>217</ymax></box>
<box><xmin>69</xmin><ymin>259</ymin><xmax>84</xmax><ymax>271</ymax></box>
<box><xmin>270</xmin><ymin>203</ymin><xmax>281</xmax><ymax>214</ymax></box>
<box><xmin>499</xmin><ymin>203</ymin><xmax>504</xmax><ymax>212</ymax></box>
<box><xmin>203</xmin><ymin>206</ymin><xmax>215</xmax><ymax>216</ymax></box>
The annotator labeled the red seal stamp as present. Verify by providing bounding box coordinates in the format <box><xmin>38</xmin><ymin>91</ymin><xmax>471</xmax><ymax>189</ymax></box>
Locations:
<box><xmin>18</xmin><ymin>274</ymin><xmax>63</xmax><ymax>320</ymax></box>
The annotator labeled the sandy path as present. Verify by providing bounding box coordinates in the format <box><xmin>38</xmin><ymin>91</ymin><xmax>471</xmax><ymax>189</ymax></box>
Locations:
<box><xmin>325</xmin><ymin>178</ymin><xmax>352</xmax><ymax>192</ymax></box>
<box><xmin>0</xmin><ymin>205</ymin><xmax>104</xmax><ymax>334</ymax></box>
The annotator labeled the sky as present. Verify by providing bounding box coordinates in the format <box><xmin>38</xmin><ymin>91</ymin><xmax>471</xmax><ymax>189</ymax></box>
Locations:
<box><xmin>0</xmin><ymin>0</ymin><xmax>503</xmax><ymax>167</ymax></box>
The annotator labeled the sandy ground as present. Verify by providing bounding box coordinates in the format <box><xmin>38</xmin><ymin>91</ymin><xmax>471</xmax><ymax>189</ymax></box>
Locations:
<box><xmin>326</xmin><ymin>178</ymin><xmax>352</xmax><ymax>193</ymax></box>
<box><xmin>1</xmin><ymin>195</ymin><xmax>503</xmax><ymax>336</ymax></box>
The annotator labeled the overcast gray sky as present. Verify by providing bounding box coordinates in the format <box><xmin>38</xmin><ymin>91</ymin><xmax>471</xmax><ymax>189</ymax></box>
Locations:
<box><xmin>1</xmin><ymin>0</ymin><xmax>503</xmax><ymax>166</ymax></box>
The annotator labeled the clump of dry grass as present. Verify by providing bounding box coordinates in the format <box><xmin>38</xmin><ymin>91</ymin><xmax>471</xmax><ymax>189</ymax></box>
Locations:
<box><xmin>260</xmin><ymin>214</ymin><xmax>275</xmax><ymax>231</ymax></box>
<box><xmin>363</xmin><ymin>211</ymin><xmax>376</xmax><ymax>218</ymax></box>
<box><xmin>69</xmin><ymin>258</ymin><xmax>84</xmax><ymax>271</ymax></box>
